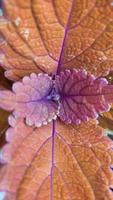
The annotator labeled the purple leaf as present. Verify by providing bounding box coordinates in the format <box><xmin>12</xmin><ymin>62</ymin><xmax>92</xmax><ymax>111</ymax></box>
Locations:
<box><xmin>1</xmin><ymin>70</ymin><xmax>113</xmax><ymax>126</ymax></box>
<box><xmin>0</xmin><ymin>73</ymin><xmax>59</xmax><ymax>127</ymax></box>
<box><xmin>55</xmin><ymin>69</ymin><xmax>113</xmax><ymax>124</ymax></box>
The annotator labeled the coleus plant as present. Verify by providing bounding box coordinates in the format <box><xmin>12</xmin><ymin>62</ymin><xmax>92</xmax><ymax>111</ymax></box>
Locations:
<box><xmin>0</xmin><ymin>0</ymin><xmax>113</xmax><ymax>200</ymax></box>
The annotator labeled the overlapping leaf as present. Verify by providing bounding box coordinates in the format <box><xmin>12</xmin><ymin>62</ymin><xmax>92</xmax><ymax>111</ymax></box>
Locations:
<box><xmin>0</xmin><ymin>0</ymin><xmax>113</xmax><ymax>80</ymax></box>
<box><xmin>0</xmin><ymin>73</ymin><xmax>59</xmax><ymax>127</ymax></box>
<box><xmin>0</xmin><ymin>116</ymin><xmax>113</xmax><ymax>199</ymax></box>
<box><xmin>1</xmin><ymin>69</ymin><xmax>113</xmax><ymax>127</ymax></box>
<box><xmin>55</xmin><ymin>69</ymin><xmax>113</xmax><ymax>124</ymax></box>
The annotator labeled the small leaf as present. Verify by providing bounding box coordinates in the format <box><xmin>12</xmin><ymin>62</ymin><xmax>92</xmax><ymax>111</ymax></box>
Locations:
<box><xmin>55</xmin><ymin>69</ymin><xmax>113</xmax><ymax>124</ymax></box>
<box><xmin>0</xmin><ymin>116</ymin><xmax>113</xmax><ymax>199</ymax></box>
<box><xmin>1</xmin><ymin>70</ymin><xmax>113</xmax><ymax>126</ymax></box>
<box><xmin>0</xmin><ymin>73</ymin><xmax>59</xmax><ymax>127</ymax></box>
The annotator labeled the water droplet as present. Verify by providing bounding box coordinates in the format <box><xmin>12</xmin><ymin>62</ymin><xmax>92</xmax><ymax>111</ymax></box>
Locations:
<box><xmin>14</xmin><ymin>17</ymin><xmax>21</xmax><ymax>27</ymax></box>
<box><xmin>98</xmin><ymin>55</ymin><xmax>107</xmax><ymax>61</ymax></box>
<box><xmin>21</xmin><ymin>29</ymin><xmax>30</xmax><ymax>40</ymax></box>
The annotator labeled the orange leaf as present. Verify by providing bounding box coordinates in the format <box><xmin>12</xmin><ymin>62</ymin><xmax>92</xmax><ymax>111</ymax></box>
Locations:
<box><xmin>0</xmin><ymin>116</ymin><xmax>113</xmax><ymax>199</ymax></box>
<box><xmin>0</xmin><ymin>1</ymin><xmax>113</xmax><ymax>80</ymax></box>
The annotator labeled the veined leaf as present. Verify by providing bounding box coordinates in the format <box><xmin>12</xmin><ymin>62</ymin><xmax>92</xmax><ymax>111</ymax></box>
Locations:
<box><xmin>56</xmin><ymin>69</ymin><xmax>113</xmax><ymax>124</ymax></box>
<box><xmin>0</xmin><ymin>73</ymin><xmax>59</xmax><ymax>127</ymax></box>
<box><xmin>1</xmin><ymin>70</ymin><xmax>113</xmax><ymax>126</ymax></box>
<box><xmin>0</xmin><ymin>1</ymin><xmax>113</xmax><ymax>80</ymax></box>
<box><xmin>0</xmin><ymin>116</ymin><xmax>113</xmax><ymax>200</ymax></box>
<box><xmin>0</xmin><ymin>1</ymin><xmax>113</xmax><ymax>200</ymax></box>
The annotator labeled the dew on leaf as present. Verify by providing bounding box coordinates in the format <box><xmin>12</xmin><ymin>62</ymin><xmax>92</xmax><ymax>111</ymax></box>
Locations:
<box><xmin>14</xmin><ymin>17</ymin><xmax>21</xmax><ymax>27</ymax></box>
<box><xmin>98</xmin><ymin>55</ymin><xmax>107</xmax><ymax>61</ymax></box>
<box><xmin>21</xmin><ymin>28</ymin><xmax>30</xmax><ymax>40</ymax></box>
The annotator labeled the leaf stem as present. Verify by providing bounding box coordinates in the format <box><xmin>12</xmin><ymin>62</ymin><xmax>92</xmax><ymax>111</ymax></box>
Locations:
<box><xmin>55</xmin><ymin>0</ymin><xmax>75</xmax><ymax>75</ymax></box>
<box><xmin>50</xmin><ymin>120</ymin><xmax>56</xmax><ymax>200</ymax></box>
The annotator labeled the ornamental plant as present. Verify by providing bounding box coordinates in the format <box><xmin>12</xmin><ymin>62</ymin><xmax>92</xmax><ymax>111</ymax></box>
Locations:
<box><xmin>0</xmin><ymin>1</ymin><xmax>113</xmax><ymax>200</ymax></box>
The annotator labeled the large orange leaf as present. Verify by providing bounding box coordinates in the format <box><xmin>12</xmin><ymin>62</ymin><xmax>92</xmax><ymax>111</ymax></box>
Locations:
<box><xmin>0</xmin><ymin>0</ymin><xmax>113</xmax><ymax>80</ymax></box>
<box><xmin>0</xmin><ymin>116</ymin><xmax>113</xmax><ymax>199</ymax></box>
